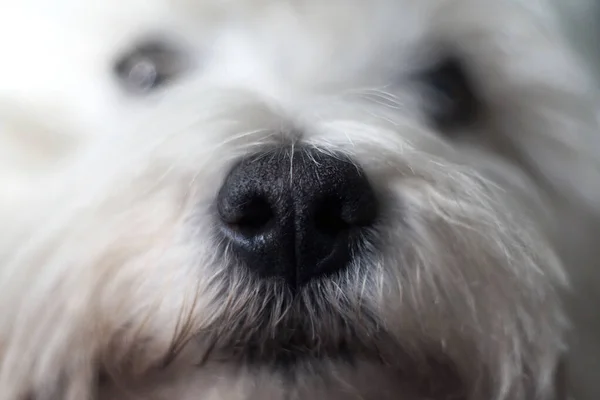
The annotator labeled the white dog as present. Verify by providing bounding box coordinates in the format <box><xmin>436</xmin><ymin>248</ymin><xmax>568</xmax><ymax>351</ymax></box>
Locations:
<box><xmin>1</xmin><ymin>0</ymin><xmax>600</xmax><ymax>399</ymax></box>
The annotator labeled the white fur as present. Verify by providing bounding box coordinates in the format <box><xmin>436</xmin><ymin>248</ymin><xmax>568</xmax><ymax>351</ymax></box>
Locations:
<box><xmin>1</xmin><ymin>0</ymin><xmax>599</xmax><ymax>399</ymax></box>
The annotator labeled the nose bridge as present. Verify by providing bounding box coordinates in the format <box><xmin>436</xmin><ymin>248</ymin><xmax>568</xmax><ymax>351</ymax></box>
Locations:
<box><xmin>252</xmin><ymin>147</ymin><xmax>360</xmax><ymax>226</ymax></box>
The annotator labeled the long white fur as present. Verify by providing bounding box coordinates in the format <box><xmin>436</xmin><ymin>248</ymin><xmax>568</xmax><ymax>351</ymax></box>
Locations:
<box><xmin>0</xmin><ymin>0</ymin><xmax>599</xmax><ymax>399</ymax></box>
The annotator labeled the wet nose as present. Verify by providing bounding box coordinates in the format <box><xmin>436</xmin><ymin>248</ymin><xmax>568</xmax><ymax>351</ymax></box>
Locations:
<box><xmin>217</xmin><ymin>148</ymin><xmax>379</xmax><ymax>288</ymax></box>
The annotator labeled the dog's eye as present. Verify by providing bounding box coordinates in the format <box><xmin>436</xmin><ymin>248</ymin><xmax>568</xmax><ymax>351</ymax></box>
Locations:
<box><xmin>113</xmin><ymin>40</ymin><xmax>188</xmax><ymax>94</ymax></box>
<box><xmin>419</xmin><ymin>56</ymin><xmax>481</xmax><ymax>131</ymax></box>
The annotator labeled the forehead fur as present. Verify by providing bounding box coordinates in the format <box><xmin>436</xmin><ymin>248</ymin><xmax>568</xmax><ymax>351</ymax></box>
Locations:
<box><xmin>0</xmin><ymin>0</ymin><xmax>574</xmax><ymax>154</ymax></box>
<box><xmin>0</xmin><ymin>0</ymin><xmax>561</xmax><ymax>91</ymax></box>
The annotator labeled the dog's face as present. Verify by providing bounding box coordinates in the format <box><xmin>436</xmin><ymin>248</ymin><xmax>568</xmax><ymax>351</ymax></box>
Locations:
<box><xmin>1</xmin><ymin>0</ymin><xmax>599</xmax><ymax>399</ymax></box>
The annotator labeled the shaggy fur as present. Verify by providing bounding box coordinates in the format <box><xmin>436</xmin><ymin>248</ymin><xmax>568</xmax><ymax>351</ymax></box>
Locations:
<box><xmin>0</xmin><ymin>0</ymin><xmax>599</xmax><ymax>399</ymax></box>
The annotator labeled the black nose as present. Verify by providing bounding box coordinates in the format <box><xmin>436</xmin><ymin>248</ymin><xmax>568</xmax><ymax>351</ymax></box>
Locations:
<box><xmin>217</xmin><ymin>148</ymin><xmax>378</xmax><ymax>287</ymax></box>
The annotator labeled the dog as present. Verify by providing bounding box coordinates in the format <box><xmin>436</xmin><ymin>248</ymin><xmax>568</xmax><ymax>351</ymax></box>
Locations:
<box><xmin>1</xmin><ymin>0</ymin><xmax>600</xmax><ymax>399</ymax></box>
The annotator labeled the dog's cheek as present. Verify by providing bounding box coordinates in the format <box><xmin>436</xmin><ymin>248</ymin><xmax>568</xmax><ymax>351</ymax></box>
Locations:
<box><xmin>0</xmin><ymin>170</ymin><xmax>207</xmax><ymax>396</ymax></box>
<box><xmin>504</xmin><ymin>102</ymin><xmax>600</xmax><ymax>214</ymax></box>
<box><xmin>0</xmin><ymin>119</ymin><xmax>82</xmax><ymax>257</ymax></box>
<box><xmin>372</xmin><ymin>173</ymin><xmax>567</xmax><ymax>398</ymax></box>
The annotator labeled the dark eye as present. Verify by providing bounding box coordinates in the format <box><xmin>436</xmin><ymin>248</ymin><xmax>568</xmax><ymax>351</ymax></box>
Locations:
<box><xmin>113</xmin><ymin>39</ymin><xmax>189</xmax><ymax>94</ymax></box>
<box><xmin>419</xmin><ymin>56</ymin><xmax>481</xmax><ymax>131</ymax></box>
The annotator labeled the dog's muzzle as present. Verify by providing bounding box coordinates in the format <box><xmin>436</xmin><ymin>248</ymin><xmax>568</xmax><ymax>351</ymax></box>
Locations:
<box><xmin>217</xmin><ymin>147</ymin><xmax>379</xmax><ymax>288</ymax></box>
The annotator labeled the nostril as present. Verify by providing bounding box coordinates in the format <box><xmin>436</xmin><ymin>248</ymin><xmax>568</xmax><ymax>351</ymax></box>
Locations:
<box><xmin>238</xmin><ymin>197</ymin><xmax>273</xmax><ymax>228</ymax></box>
<box><xmin>340</xmin><ymin>199</ymin><xmax>379</xmax><ymax>228</ymax></box>
<box><xmin>218</xmin><ymin>194</ymin><xmax>274</xmax><ymax>236</ymax></box>
<box><xmin>313</xmin><ymin>197</ymin><xmax>350</xmax><ymax>237</ymax></box>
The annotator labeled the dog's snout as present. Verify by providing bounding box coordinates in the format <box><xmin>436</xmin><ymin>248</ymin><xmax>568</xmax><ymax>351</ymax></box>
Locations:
<box><xmin>217</xmin><ymin>148</ymin><xmax>378</xmax><ymax>287</ymax></box>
